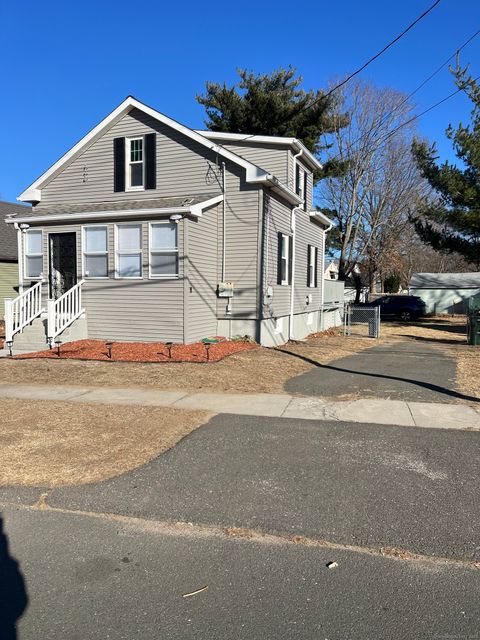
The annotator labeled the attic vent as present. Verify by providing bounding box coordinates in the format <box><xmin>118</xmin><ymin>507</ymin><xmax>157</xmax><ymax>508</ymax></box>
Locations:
<box><xmin>182</xmin><ymin>198</ymin><xmax>194</xmax><ymax>206</ymax></box>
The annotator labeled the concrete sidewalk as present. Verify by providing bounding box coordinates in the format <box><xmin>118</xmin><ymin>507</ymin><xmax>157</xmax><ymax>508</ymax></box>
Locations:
<box><xmin>0</xmin><ymin>381</ymin><xmax>479</xmax><ymax>429</ymax></box>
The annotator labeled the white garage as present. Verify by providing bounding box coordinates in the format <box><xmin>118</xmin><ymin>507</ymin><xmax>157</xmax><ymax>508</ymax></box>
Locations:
<box><xmin>409</xmin><ymin>272</ymin><xmax>480</xmax><ymax>315</ymax></box>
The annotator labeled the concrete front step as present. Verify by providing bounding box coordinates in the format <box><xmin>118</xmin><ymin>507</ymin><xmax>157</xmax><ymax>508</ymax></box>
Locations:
<box><xmin>13</xmin><ymin>316</ymin><xmax>88</xmax><ymax>352</ymax></box>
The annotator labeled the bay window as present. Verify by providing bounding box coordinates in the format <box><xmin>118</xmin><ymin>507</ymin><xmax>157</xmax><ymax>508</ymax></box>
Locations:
<box><xmin>25</xmin><ymin>230</ymin><xmax>43</xmax><ymax>278</ymax></box>
<box><xmin>84</xmin><ymin>226</ymin><xmax>108</xmax><ymax>278</ymax></box>
<box><xmin>116</xmin><ymin>224</ymin><xmax>142</xmax><ymax>278</ymax></box>
<box><xmin>149</xmin><ymin>222</ymin><xmax>178</xmax><ymax>278</ymax></box>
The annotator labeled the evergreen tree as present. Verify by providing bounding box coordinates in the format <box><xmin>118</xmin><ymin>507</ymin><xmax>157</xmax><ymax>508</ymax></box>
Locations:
<box><xmin>197</xmin><ymin>67</ymin><xmax>347</xmax><ymax>178</ymax></box>
<box><xmin>412</xmin><ymin>65</ymin><xmax>480</xmax><ymax>266</ymax></box>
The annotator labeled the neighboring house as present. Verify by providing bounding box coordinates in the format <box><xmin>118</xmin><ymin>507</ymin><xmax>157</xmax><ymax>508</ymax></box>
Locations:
<box><xmin>409</xmin><ymin>272</ymin><xmax>480</xmax><ymax>314</ymax></box>
<box><xmin>0</xmin><ymin>201</ymin><xmax>31</xmax><ymax>317</ymax></box>
<box><xmin>4</xmin><ymin>96</ymin><xmax>332</xmax><ymax>348</ymax></box>
<box><xmin>324</xmin><ymin>259</ymin><xmax>339</xmax><ymax>280</ymax></box>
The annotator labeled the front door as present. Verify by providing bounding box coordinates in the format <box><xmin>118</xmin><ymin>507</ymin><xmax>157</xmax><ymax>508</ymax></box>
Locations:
<box><xmin>49</xmin><ymin>233</ymin><xmax>77</xmax><ymax>299</ymax></box>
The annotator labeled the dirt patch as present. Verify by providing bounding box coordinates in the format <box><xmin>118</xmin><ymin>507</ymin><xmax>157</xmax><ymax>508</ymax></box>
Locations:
<box><xmin>0</xmin><ymin>398</ymin><xmax>212</xmax><ymax>487</ymax></box>
<box><xmin>0</xmin><ymin>331</ymin><xmax>378</xmax><ymax>394</ymax></box>
<box><xmin>14</xmin><ymin>338</ymin><xmax>258</xmax><ymax>363</ymax></box>
<box><xmin>456</xmin><ymin>349</ymin><xmax>480</xmax><ymax>400</ymax></box>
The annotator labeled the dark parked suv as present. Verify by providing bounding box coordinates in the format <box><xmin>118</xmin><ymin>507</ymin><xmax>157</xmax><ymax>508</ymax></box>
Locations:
<box><xmin>368</xmin><ymin>295</ymin><xmax>427</xmax><ymax>321</ymax></box>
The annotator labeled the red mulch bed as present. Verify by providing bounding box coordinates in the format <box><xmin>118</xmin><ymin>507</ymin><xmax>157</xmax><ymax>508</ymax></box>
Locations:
<box><xmin>13</xmin><ymin>339</ymin><xmax>259</xmax><ymax>363</ymax></box>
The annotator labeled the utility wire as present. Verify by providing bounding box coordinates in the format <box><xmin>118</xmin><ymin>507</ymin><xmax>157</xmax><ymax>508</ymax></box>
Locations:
<box><xmin>291</xmin><ymin>0</ymin><xmax>442</xmax><ymax>121</ymax></box>
<box><xmin>323</xmin><ymin>26</ymin><xmax>480</xmax><ymax>167</ymax></box>
<box><xmin>234</xmin><ymin>0</ymin><xmax>442</xmax><ymax>144</ymax></box>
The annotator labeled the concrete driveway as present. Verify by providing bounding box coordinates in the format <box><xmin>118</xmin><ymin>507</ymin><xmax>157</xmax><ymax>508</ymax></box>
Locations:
<box><xmin>284</xmin><ymin>340</ymin><xmax>471</xmax><ymax>403</ymax></box>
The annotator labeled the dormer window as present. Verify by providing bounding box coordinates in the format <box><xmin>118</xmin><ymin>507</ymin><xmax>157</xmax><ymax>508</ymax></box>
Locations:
<box><xmin>126</xmin><ymin>137</ymin><xmax>144</xmax><ymax>190</ymax></box>
<box><xmin>295</xmin><ymin>164</ymin><xmax>308</xmax><ymax>210</ymax></box>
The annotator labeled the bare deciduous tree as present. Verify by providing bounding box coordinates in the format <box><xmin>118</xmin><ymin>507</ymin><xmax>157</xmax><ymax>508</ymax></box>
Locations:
<box><xmin>318</xmin><ymin>80</ymin><xmax>427</xmax><ymax>299</ymax></box>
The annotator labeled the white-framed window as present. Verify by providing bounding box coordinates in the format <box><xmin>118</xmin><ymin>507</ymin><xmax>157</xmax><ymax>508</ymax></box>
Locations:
<box><xmin>149</xmin><ymin>222</ymin><xmax>179</xmax><ymax>278</ymax></box>
<box><xmin>279</xmin><ymin>233</ymin><xmax>290</xmax><ymax>286</ymax></box>
<box><xmin>115</xmin><ymin>223</ymin><xmax>143</xmax><ymax>278</ymax></box>
<box><xmin>308</xmin><ymin>245</ymin><xmax>318</xmax><ymax>288</ymax></box>
<box><xmin>25</xmin><ymin>229</ymin><xmax>43</xmax><ymax>279</ymax></box>
<box><xmin>83</xmin><ymin>226</ymin><xmax>108</xmax><ymax>278</ymax></box>
<box><xmin>295</xmin><ymin>164</ymin><xmax>308</xmax><ymax>209</ymax></box>
<box><xmin>126</xmin><ymin>137</ymin><xmax>144</xmax><ymax>191</ymax></box>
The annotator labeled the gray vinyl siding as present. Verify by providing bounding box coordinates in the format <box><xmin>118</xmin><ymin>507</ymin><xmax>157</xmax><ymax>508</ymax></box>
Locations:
<box><xmin>262</xmin><ymin>193</ymin><xmax>292</xmax><ymax>319</ymax></box>
<box><xmin>185</xmin><ymin>207</ymin><xmax>219</xmax><ymax>342</ymax></box>
<box><xmin>262</xmin><ymin>190</ymin><xmax>324</xmax><ymax>318</ymax></box>
<box><xmin>222</xmin><ymin>143</ymin><xmax>289</xmax><ymax>185</ymax></box>
<box><xmin>217</xmin><ymin>170</ymin><xmax>261</xmax><ymax>320</ymax></box>
<box><xmin>38</xmin><ymin>109</ymin><xmax>224</xmax><ymax>209</ymax></box>
<box><xmin>293</xmin><ymin>210</ymin><xmax>324</xmax><ymax>314</ymax></box>
<box><xmin>0</xmin><ymin>262</ymin><xmax>18</xmax><ymax>315</ymax></box>
<box><xmin>288</xmin><ymin>153</ymin><xmax>313</xmax><ymax>209</ymax></box>
<box><xmin>23</xmin><ymin>219</ymin><xmax>185</xmax><ymax>343</ymax></box>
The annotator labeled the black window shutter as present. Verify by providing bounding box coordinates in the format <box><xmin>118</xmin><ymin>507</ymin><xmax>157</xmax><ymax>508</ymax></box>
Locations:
<box><xmin>113</xmin><ymin>137</ymin><xmax>125</xmax><ymax>192</ymax></box>
<box><xmin>314</xmin><ymin>246</ymin><xmax>318</xmax><ymax>287</ymax></box>
<box><xmin>307</xmin><ymin>245</ymin><xmax>312</xmax><ymax>287</ymax></box>
<box><xmin>145</xmin><ymin>133</ymin><xmax>156</xmax><ymax>190</ymax></box>
<box><xmin>277</xmin><ymin>232</ymin><xmax>283</xmax><ymax>285</ymax></box>
<box><xmin>295</xmin><ymin>164</ymin><xmax>301</xmax><ymax>195</ymax></box>
<box><xmin>288</xmin><ymin>235</ymin><xmax>293</xmax><ymax>285</ymax></box>
<box><xmin>303</xmin><ymin>172</ymin><xmax>308</xmax><ymax>209</ymax></box>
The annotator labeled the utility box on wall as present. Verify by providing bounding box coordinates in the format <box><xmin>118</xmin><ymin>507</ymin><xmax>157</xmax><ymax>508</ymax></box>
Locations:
<box><xmin>217</xmin><ymin>282</ymin><xmax>234</xmax><ymax>298</ymax></box>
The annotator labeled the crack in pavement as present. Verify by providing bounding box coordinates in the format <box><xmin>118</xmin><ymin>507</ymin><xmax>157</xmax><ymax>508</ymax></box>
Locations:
<box><xmin>2</xmin><ymin>499</ymin><xmax>479</xmax><ymax>572</ymax></box>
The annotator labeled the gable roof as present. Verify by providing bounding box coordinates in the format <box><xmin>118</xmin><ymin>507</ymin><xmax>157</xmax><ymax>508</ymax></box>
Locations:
<box><xmin>195</xmin><ymin>131</ymin><xmax>322</xmax><ymax>172</ymax></box>
<box><xmin>19</xmin><ymin>96</ymin><xmax>302</xmax><ymax>207</ymax></box>
<box><xmin>410</xmin><ymin>272</ymin><xmax>480</xmax><ymax>289</ymax></box>
<box><xmin>0</xmin><ymin>201</ymin><xmax>31</xmax><ymax>261</ymax></box>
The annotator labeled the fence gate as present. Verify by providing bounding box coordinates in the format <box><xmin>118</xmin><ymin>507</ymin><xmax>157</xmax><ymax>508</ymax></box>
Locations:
<box><xmin>344</xmin><ymin>305</ymin><xmax>381</xmax><ymax>338</ymax></box>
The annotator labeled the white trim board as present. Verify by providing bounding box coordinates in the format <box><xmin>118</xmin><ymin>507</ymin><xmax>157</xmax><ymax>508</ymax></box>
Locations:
<box><xmin>196</xmin><ymin>130</ymin><xmax>322</xmax><ymax>172</ymax></box>
<box><xmin>18</xmin><ymin>96</ymin><xmax>301</xmax><ymax>205</ymax></box>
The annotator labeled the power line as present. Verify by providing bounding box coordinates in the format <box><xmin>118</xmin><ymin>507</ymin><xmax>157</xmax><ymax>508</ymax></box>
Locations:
<box><xmin>293</xmin><ymin>0</ymin><xmax>442</xmax><ymax>120</ymax></box>
<box><xmin>234</xmin><ymin>0</ymin><xmax>442</xmax><ymax>143</ymax></box>
<box><xmin>323</xmin><ymin>26</ymin><xmax>480</xmax><ymax>167</ymax></box>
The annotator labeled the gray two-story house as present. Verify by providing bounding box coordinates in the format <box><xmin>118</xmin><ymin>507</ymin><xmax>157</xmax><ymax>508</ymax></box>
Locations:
<box><xmin>4</xmin><ymin>96</ymin><xmax>331</xmax><ymax>349</ymax></box>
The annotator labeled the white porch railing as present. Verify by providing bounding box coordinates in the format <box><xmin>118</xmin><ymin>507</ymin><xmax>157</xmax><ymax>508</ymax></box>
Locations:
<box><xmin>47</xmin><ymin>280</ymin><xmax>85</xmax><ymax>344</ymax></box>
<box><xmin>4</xmin><ymin>281</ymin><xmax>44</xmax><ymax>343</ymax></box>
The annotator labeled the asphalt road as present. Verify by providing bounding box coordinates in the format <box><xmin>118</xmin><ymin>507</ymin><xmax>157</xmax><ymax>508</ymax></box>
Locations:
<box><xmin>1</xmin><ymin>413</ymin><xmax>479</xmax><ymax>638</ymax></box>
<box><xmin>47</xmin><ymin>414</ymin><xmax>480</xmax><ymax>561</ymax></box>
<box><xmin>2</xmin><ymin>507</ymin><xmax>480</xmax><ymax>640</ymax></box>
<box><xmin>284</xmin><ymin>341</ymin><xmax>467</xmax><ymax>403</ymax></box>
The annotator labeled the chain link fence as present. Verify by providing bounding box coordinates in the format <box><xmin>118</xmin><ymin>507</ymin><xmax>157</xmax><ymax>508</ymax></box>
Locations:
<box><xmin>344</xmin><ymin>305</ymin><xmax>381</xmax><ymax>338</ymax></box>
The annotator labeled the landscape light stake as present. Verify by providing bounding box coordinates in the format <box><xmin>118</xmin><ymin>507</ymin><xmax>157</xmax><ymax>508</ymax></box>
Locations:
<box><xmin>165</xmin><ymin>342</ymin><xmax>173</xmax><ymax>359</ymax></box>
<box><xmin>204</xmin><ymin>342</ymin><xmax>211</xmax><ymax>361</ymax></box>
<box><xmin>106</xmin><ymin>342</ymin><xmax>113</xmax><ymax>359</ymax></box>
<box><xmin>5</xmin><ymin>341</ymin><xmax>13</xmax><ymax>358</ymax></box>
<box><xmin>55</xmin><ymin>340</ymin><xmax>62</xmax><ymax>357</ymax></box>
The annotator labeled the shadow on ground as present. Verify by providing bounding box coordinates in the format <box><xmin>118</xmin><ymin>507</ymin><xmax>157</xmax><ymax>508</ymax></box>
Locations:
<box><xmin>0</xmin><ymin>515</ymin><xmax>28</xmax><ymax>639</ymax></box>
<box><xmin>282</xmin><ymin>340</ymin><xmax>478</xmax><ymax>403</ymax></box>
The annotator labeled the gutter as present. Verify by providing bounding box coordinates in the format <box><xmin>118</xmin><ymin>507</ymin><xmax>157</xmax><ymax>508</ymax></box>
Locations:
<box><xmin>320</xmin><ymin>217</ymin><xmax>333</xmax><ymax>332</ymax></box>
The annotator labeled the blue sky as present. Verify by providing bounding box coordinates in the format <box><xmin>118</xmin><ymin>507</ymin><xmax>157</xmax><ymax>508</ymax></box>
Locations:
<box><xmin>1</xmin><ymin>0</ymin><xmax>479</xmax><ymax>202</ymax></box>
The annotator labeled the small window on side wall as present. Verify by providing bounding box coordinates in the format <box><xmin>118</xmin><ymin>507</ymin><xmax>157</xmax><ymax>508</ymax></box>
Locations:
<box><xmin>116</xmin><ymin>224</ymin><xmax>142</xmax><ymax>278</ymax></box>
<box><xmin>84</xmin><ymin>226</ymin><xmax>108</xmax><ymax>278</ymax></box>
<box><xmin>150</xmin><ymin>222</ymin><xmax>178</xmax><ymax>278</ymax></box>
<box><xmin>277</xmin><ymin>233</ymin><xmax>292</xmax><ymax>286</ymax></box>
<box><xmin>25</xmin><ymin>230</ymin><xmax>43</xmax><ymax>278</ymax></box>
<box><xmin>307</xmin><ymin>245</ymin><xmax>318</xmax><ymax>288</ymax></box>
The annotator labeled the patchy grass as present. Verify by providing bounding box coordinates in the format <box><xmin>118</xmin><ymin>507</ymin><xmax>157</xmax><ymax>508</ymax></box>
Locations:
<box><xmin>0</xmin><ymin>399</ymin><xmax>211</xmax><ymax>487</ymax></box>
<box><xmin>0</xmin><ymin>330</ymin><xmax>378</xmax><ymax>394</ymax></box>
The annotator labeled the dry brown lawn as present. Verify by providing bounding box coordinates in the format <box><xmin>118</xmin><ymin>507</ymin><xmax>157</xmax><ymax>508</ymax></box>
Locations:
<box><xmin>0</xmin><ymin>398</ymin><xmax>211</xmax><ymax>487</ymax></box>
<box><xmin>0</xmin><ymin>331</ymin><xmax>379</xmax><ymax>395</ymax></box>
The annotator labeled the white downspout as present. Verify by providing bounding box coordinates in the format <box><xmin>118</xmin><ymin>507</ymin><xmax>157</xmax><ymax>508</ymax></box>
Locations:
<box><xmin>221</xmin><ymin>162</ymin><xmax>226</xmax><ymax>282</ymax></box>
<box><xmin>14</xmin><ymin>223</ymin><xmax>24</xmax><ymax>295</ymax></box>
<box><xmin>320</xmin><ymin>220</ymin><xmax>333</xmax><ymax>331</ymax></box>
